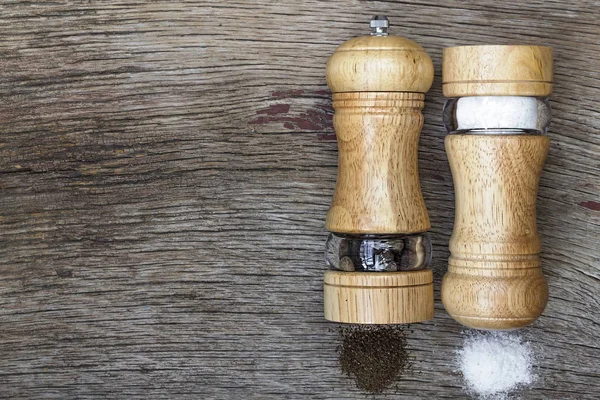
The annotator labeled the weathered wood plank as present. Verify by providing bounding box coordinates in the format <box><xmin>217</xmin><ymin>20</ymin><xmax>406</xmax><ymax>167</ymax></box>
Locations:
<box><xmin>0</xmin><ymin>1</ymin><xmax>599</xmax><ymax>398</ymax></box>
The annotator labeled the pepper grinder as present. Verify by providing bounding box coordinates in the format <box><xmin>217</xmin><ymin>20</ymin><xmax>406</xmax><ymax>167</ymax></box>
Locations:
<box><xmin>323</xmin><ymin>16</ymin><xmax>435</xmax><ymax>324</ymax></box>
<box><xmin>441</xmin><ymin>45</ymin><xmax>553</xmax><ymax>330</ymax></box>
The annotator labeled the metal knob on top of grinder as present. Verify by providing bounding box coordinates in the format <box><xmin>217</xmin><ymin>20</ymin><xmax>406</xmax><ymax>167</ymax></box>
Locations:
<box><xmin>323</xmin><ymin>17</ymin><xmax>435</xmax><ymax>324</ymax></box>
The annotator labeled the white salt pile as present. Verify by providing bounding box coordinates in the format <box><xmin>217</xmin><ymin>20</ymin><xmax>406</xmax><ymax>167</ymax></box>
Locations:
<box><xmin>457</xmin><ymin>331</ymin><xmax>535</xmax><ymax>399</ymax></box>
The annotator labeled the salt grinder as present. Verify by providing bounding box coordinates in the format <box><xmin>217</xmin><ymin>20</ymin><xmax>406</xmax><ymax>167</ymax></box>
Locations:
<box><xmin>441</xmin><ymin>45</ymin><xmax>553</xmax><ymax>330</ymax></box>
<box><xmin>323</xmin><ymin>17</ymin><xmax>435</xmax><ymax>324</ymax></box>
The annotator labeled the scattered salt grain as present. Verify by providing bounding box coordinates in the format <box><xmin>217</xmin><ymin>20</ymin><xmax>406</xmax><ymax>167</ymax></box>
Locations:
<box><xmin>457</xmin><ymin>331</ymin><xmax>535</xmax><ymax>399</ymax></box>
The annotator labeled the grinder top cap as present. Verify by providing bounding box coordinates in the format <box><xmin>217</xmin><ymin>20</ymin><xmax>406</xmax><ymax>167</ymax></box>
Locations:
<box><xmin>326</xmin><ymin>16</ymin><xmax>434</xmax><ymax>93</ymax></box>
<box><xmin>442</xmin><ymin>45</ymin><xmax>553</xmax><ymax>97</ymax></box>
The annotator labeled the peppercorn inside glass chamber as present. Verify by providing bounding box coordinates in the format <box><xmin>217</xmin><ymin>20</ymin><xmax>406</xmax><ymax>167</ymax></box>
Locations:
<box><xmin>325</xmin><ymin>234</ymin><xmax>431</xmax><ymax>272</ymax></box>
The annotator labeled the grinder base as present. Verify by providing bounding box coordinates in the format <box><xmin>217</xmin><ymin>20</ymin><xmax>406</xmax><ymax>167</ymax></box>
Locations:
<box><xmin>324</xmin><ymin>270</ymin><xmax>434</xmax><ymax>324</ymax></box>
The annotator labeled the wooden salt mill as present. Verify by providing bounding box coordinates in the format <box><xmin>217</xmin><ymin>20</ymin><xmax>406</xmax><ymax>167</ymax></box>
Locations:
<box><xmin>441</xmin><ymin>45</ymin><xmax>553</xmax><ymax>330</ymax></box>
<box><xmin>323</xmin><ymin>16</ymin><xmax>435</xmax><ymax>324</ymax></box>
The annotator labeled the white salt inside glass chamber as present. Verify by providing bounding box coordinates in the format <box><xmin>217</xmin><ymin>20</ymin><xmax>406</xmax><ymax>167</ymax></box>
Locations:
<box><xmin>443</xmin><ymin>95</ymin><xmax>551</xmax><ymax>134</ymax></box>
<box><xmin>456</xmin><ymin>96</ymin><xmax>538</xmax><ymax>130</ymax></box>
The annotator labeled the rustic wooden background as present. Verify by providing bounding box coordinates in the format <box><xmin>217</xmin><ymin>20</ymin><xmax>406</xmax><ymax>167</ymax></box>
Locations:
<box><xmin>1</xmin><ymin>1</ymin><xmax>598</xmax><ymax>399</ymax></box>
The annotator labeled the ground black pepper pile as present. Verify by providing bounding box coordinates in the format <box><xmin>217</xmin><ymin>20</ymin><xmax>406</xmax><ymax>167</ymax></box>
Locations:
<box><xmin>338</xmin><ymin>325</ymin><xmax>411</xmax><ymax>394</ymax></box>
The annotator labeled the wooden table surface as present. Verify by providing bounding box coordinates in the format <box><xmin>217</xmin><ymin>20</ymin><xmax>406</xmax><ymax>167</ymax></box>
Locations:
<box><xmin>1</xmin><ymin>1</ymin><xmax>599</xmax><ymax>399</ymax></box>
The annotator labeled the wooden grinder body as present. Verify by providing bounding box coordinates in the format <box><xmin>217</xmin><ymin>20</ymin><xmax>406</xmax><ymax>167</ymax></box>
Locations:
<box><xmin>441</xmin><ymin>45</ymin><xmax>553</xmax><ymax>330</ymax></box>
<box><xmin>443</xmin><ymin>134</ymin><xmax>550</xmax><ymax>329</ymax></box>
<box><xmin>325</xmin><ymin>92</ymin><xmax>430</xmax><ymax>234</ymax></box>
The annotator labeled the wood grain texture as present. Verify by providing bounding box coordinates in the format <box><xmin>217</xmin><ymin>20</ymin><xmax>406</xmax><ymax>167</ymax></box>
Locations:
<box><xmin>442</xmin><ymin>134</ymin><xmax>550</xmax><ymax>330</ymax></box>
<box><xmin>325</xmin><ymin>32</ymin><xmax>432</xmax><ymax>235</ymax></box>
<box><xmin>442</xmin><ymin>45</ymin><xmax>553</xmax><ymax>97</ymax></box>
<box><xmin>325</xmin><ymin>92</ymin><xmax>430</xmax><ymax>234</ymax></box>
<box><xmin>0</xmin><ymin>1</ymin><xmax>598</xmax><ymax>399</ymax></box>
<box><xmin>324</xmin><ymin>270</ymin><xmax>434</xmax><ymax>324</ymax></box>
<box><xmin>326</xmin><ymin>35</ymin><xmax>434</xmax><ymax>93</ymax></box>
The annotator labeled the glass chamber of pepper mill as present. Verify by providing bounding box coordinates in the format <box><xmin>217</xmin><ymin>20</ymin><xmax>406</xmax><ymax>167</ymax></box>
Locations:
<box><xmin>440</xmin><ymin>45</ymin><xmax>553</xmax><ymax>330</ymax></box>
<box><xmin>323</xmin><ymin>16</ymin><xmax>434</xmax><ymax>324</ymax></box>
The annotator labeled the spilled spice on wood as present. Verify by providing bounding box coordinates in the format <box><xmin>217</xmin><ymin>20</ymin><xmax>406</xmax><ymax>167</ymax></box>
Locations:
<box><xmin>338</xmin><ymin>325</ymin><xmax>411</xmax><ymax>394</ymax></box>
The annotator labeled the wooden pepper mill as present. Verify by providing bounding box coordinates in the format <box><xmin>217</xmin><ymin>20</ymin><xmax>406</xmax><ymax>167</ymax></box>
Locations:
<box><xmin>323</xmin><ymin>16</ymin><xmax>434</xmax><ymax>324</ymax></box>
<box><xmin>441</xmin><ymin>45</ymin><xmax>553</xmax><ymax>330</ymax></box>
